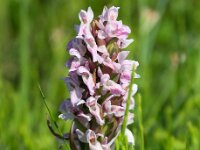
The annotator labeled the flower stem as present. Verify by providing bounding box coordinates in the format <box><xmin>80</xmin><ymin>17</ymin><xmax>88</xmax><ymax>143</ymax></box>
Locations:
<box><xmin>137</xmin><ymin>94</ymin><xmax>144</xmax><ymax>150</ymax></box>
<box><xmin>121</xmin><ymin>69</ymin><xmax>135</xmax><ymax>135</ymax></box>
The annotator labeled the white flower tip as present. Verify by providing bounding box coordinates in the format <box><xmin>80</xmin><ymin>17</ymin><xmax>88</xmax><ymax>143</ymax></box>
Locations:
<box><xmin>133</xmin><ymin>61</ymin><xmax>139</xmax><ymax>70</ymax></box>
<box><xmin>77</xmin><ymin>100</ymin><xmax>85</xmax><ymax>106</ymax></box>
<box><xmin>87</xmin><ymin>6</ymin><xmax>93</xmax><ymax>15</ymax></box>
<box><xmin>58</xmin><ymin>114</ymin><xmax>66</xmax><ymax>120</ymax></box>
<box><xmin>125</xmin><ymin>128</ymin><xmax>135</xmax><ymax>145</ymax></box>
<box><xmin>134</xmin><ymin>73</ymin><xmax>140</xmax><ymax>78</ymax></box>
<box><xmin>87</xmin><ymin>7</ymin><xmax>94</xmax><ymax>21</ymax></box>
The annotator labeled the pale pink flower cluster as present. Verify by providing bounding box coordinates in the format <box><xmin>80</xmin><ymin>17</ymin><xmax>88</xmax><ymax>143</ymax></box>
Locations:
<box><xmin>59</xmin><ymin>6</ymin><xmax>139</xmax><ymax>150</ymax></box>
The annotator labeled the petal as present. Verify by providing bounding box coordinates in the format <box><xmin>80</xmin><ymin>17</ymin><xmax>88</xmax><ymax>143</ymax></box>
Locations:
<box><xmin>107</xmin><ymin>6</ymin><xmax>120</xmax><ymax>21</ymax></box>
<box><xmin>129</xmin><ymin>97</ymin><xmax>135</xmax><ymax>110</ymax></box>
<box><xmin>97</xmin><ymin>67</ymin><xmax>103</xmax><ymax>77</ymax></box>
<box><xmin>87</xmin><ymin>7</ymin><xmax>94</xmax><ymax>23</ymax></box>
<box><xmin>77</xmin><ymin>66</ymin><xmax>95</xmax><ymax>95</ymax></box>
<box><xmin>96</xmin><ymin>19</ymin><xmax>105</xmax><ymax>30</ymax></box>
<box><xmin>69</xmin><ymin>59</ymin><xmax>80</xmax><ymax>72</ymax></box>
<box><xmin>76</xmin><ymin>129</ymin><xmax>87</xmax><ymax>143</ymax></box>
<box><xmin>102</xmin><ymin>95</ymin><xmax>116</xmax><ymax>113</ymax></box>
<box><xmin>117</xmin><ymin>51</ymin><xmax>130</xmax><ymax>64</ymax></box>
<box><xmin>86</xmin><ymin>97</ymin><xmax>104</xmax><ymax>126</ymax></box>
<box><xmin>101</xmin><ymin>74</ymin><xmax>110</xmax><ymax>84</ymax></box>
<box><xmin>99</xmin><ymin>6</ymin><xmax>108</xmax><ymax>22</ymax></box>
<box><xmin>98</xmin><ymin>30</ymin><xmax>107</xmax><ymax>39</ymax></box>
<box><xmin>67</xmin><ymin>38</ymin><xmax>86</xmax><ymax>56</ymax></box>
<box><xmin>117</xmin><ymin>39</ymin><xmax>134</xmax><ymax>49</ymax></box>
<box><xmin>68</xmin><ymin>57</ymin><xmax>89</xmax><ymax>73</ymax></box>
<box><xmin>76</xmin><ymin>100</ymin><xmax>85</xmax><ymax>106</ymax></box>
<box><xmin>84</xmin><ymin>35</ymin><xmax>99</xmax><ymax>62</ymax></box>
<box><xmin>99</xmin><ymin>6</ymin><xmax>119</xmax><ymax>22</ymax></box>
<box><xmin>121</xmin><ymin>60</ymin><xmax>139</xmax><ymax>71</ymax></box>
<box><xmin>77</xmin><ymin>112</ymin><xmax>91</xmax><ymax>122</ymax></box>
<box><xmin>102</xmin><ymin>100</ymin><xmax>112</xmax><ymax>115</ymax></box>
<box><xmin>120</xmin><ymin>70</ymin><xmax>132</xmax><ymax>84</ymax></box>
<box><xmin>102</xmin><ymin>137</ymin><xmax>109</xmax><ymax>150</ymax></box>
<box><xmin>127</xmin><ymin>112</ymin><xmax>134</xmax><ymax>125</ymax></box>
<box><xmin>122</xmin><ymin>84</ymin><xmax>137</xmax><ymax>107</ymax></box>
<box><xmin>89</xmin><ymin>141</ymin><xmax>102</xmax><ymax>150</ymax></box>
<box><xmin>66</xmin><ymin>57</ymin><xmax>73</xmax><ymax>68</ymax></box>
<box><xmin>79</xmin><ymin>7</ymin><xmax>93</xmax><ymax>24</ymax></box>
<box><xmin>85</xmin><ymin>35</ymin><xmax>97</xmax><ymax>49</ymax></box>
<box><xmin>113</xmin><ymin>62</ymin><xmax>121</xmax><ymax>73</ymax></box>
<box><xmin>111</xmin><ymin>105</ymin><xmax>125</xmax><ymax>117</ymax></box>
<box><xmin>70</xmin><ymin>86</ymin><xmax>84</xmax><ymax>106</ymax></box>
<box><xmin>105</xmin><ymin>21</ymin><xmax>118</xmax><ymax>37</ymax></box>
<box><xmin>115</xmin><ymin>24</ymin><xmax>131</xmax><ymax>39</ymax></box>
<box><xmin>59</xmin><ymin>100</ymin><xmax>74</xmax><ymax>120</ymax></box>
<box><xmin>70</xmin><ymin>89</ymin><xmax>82</xmax><ymax>106</ymax></box>
<box><xmin>132</xmin><ymin>61</ymin><xmax>139</xmax><ymax>70</ymax></box>
<box><xmin>103</xmin><ymin>98</ymin><xmax>125</xmax><ymax>117</ymax></box>
<box><xmin>122</xmin><ymin>96</ymin><xmax>135</xmax><ymax>110</ymax></box>
<box><xmin>59</xmin><ymin>99</ymin><xmax>72</xmax><ymax>112</ymax></box>
<box><xmin>77</xmin><ymin>24</ymin><xmax>88</xmax><ymax>37</ymax></box>
<box><xmin>79</xmin><ymin>10</ymin><xmax>87</xmax><ymax>24</ymax></box>
<box><xmin>134</xmin><ymin>73</ymin><xmax>140</xmax><ymax>78</ymax></box>
<box><xmin>69</xmin><ymin>72</ymin><xmax>80</xmax><ymax>85</ymax></box>
<box><xmin>103</xmin><ymin>80</ymin><xmax>125</xmax><ymax>95</ymax></box>
<box><xmin>66</xmin><ymin>79</ymin><xmax>84</xmax><ymax>106</ymax></box>
<box><xmin>95</xmin><ymin>82</ymin><xmax>101</xmax><ymax>89</ymax></box>
<box><xmin>58</xmin><ymin>113</ymin><xmax>74</xmax><ymax>120</ymax></box>
<box><xmin>102</xmin><ymin>55</ymin><xmax>115</xmax><ymax>70</ymax></box>
<box><xmin>97</xmin><ymin>54</ymin><xmax>104</xmax><ymax>64</ymax></box>
<box><xmin>105</xmin><ymin>21</ymin><xmax>131</xmax><ymax>39</ymax></box>
<box><xmin>98</xmin><ymin>45</ymin><xmax>109</xmax><ymax>56</ymax></box>
<box><xmin>131</xmin><ymin>84</ymin><xmax>138</xmax><ymax>96</ymax></box>
<box><xmin>86</xmin><ymin>130</ymin><xmax>103</xmax><ymax>150</ymax></box>
<box><xmin>125</xmin><ymin>128</ymin><xmax>135</xmax><ymax>145</ymax></box>
<box><xmin>77</xmin><ymin>112</ymin><xmax>92</xmax><ymax>127</ymax></box>
<box><xmin>69</xmin><ymin>48</ymin><xmax>81</xmax><ymax>59</ymax></box>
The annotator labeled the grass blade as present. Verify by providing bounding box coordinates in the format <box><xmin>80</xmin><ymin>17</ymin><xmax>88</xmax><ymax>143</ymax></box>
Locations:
<box><xmin>38</xmin><ymin>83</ymin><xmax>70</xmax><ymax>150</ymax></box>
<box><xmin>137</xmin><ymin>94</ymin><xmax>144</xmax><ymax>150</ymax></box>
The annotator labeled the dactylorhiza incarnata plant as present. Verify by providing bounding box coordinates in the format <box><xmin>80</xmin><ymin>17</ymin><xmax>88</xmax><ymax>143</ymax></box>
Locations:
<box><xmin>58</xmin><ymin>6</ymin><xmax>139</xmax><ymax>150</ymax></box>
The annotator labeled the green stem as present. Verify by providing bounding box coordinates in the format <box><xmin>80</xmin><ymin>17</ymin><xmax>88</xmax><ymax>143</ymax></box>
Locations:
<box><xmin>121</xmin><ymin>69</ymin><xmax>135</xmax><ymax>135</ymax></box>
<box><xmin>137</xmin><ymin>94</ymin><xmax>144</xmax><ymax>150</ymax></box>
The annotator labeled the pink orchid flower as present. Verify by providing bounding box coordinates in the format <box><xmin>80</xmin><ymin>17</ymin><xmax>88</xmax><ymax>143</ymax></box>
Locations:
<box><xmin>86</xmin><ymin>96</ymin><xmax>104</xmax><ymax>126</ymax></box>
<box><xmin>55</xmin><ymin>6</ymin><xmax>139</xmax><ymax>149</ymax></box>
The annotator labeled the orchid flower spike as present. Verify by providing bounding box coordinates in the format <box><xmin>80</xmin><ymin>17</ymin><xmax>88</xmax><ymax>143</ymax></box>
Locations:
<box><xmin>57</xmin><ymin>6</ymin><xmax>139</xmax><ymax>150</ymax></box>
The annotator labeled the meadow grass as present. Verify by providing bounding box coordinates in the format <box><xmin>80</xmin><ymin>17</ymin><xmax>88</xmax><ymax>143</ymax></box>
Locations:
<box><xmin>0</xmin><ymin>0</ymin><xmax>200</xmax><ymax>149</ymax></box>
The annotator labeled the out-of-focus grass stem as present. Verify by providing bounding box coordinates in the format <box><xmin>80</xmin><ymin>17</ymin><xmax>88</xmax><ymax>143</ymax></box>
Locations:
<box><xmin>137</xmin><ymin>94</ymin><xmax>144</xmax><ymax>150</ymax></box>
<box><xmin>19</xmin><ymin>0</ymin><xmax>30</xmax><ymax>103</ymax></box>
<box><xmin>15</xmin><ymin>0</ymin><xmax>31</xmax><ymax>127</ymax></box>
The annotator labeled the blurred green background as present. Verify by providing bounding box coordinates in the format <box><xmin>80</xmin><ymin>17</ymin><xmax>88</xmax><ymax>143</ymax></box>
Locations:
<box><xmin>0</xmin><ymin>0</ymin><xmax>200</xmax><ymax>149</ymax></box>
